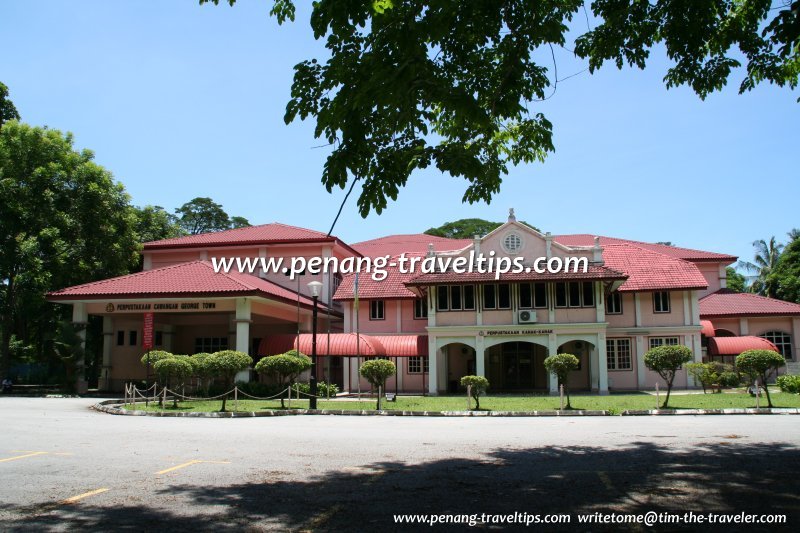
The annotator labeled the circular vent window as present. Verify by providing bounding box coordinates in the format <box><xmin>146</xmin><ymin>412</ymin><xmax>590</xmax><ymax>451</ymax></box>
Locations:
<box><xmin>503</xmin><ymin>233</ymin><xmax>522</xmax><ymax>254</ymax></box>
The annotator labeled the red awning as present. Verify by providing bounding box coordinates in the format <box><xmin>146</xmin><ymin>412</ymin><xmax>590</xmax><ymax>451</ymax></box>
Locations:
<box><xmin>257</xmin><ymin>334</ymin><xmax>428</xmax><ymax>358</ymax></box>
<box><xmin>707</xmin><ymin>336</ymin><xmax>778</xmax><ymax>356</ymax></box>
<box><xmin>700</xmin><ymin>320</ymin><xmax>715</xmax><ymax>337</ymax></box>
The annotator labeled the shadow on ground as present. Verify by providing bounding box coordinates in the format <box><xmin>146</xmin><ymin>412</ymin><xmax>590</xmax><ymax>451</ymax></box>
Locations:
<box><xmin>3</xmin><ymin>441</ymin><xmax>798</xmax><ymax>531</ymax></box>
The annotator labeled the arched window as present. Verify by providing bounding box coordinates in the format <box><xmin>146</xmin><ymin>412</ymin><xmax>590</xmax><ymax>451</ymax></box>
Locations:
<box><xmin>759</xmin><ymin>331</ymin><xmax>793</xmax><ymax>359</ymax></box>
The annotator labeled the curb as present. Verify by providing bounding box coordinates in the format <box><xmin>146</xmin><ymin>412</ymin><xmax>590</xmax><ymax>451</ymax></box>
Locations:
<box><xmin>92</xmin><ymin>400</ymin><xmax>800</xmax><ymax>418</ymax></box>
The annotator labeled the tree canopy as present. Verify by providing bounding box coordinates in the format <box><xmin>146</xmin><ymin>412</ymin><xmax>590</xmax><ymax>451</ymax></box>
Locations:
<box><xmin>424</xmin><ymin>218</ymin><xmax>541</xmax><ymax>239</ymax></box>
<box><xmin>174</xmin><ymin>197</ymin><xmax>251</xmax><ymax>235</ymax></box>
<box><xmin>201</xmin><ymin>0</ymin><xmax>799</xmax><ymax>217</ymax></box>
<box><xmin>0</xmin><ymin>82</ymin><xmax>20</xmax><ymax>130</ymax></box>
<box><xmin>770</xmin><ymin>235</ymin><xmax>800</xmax><ymax>303</ymax></box>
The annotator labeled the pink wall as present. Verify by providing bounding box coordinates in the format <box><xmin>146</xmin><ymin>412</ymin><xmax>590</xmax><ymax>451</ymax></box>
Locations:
<box><xmin>605</xmin><ymin>293</ymin><xmax>636</xmax><ymax>328</ymax></box>
<box><xmin>640</xmin><ymin>292</ymin><xmax>685</xmax><ymax>327</ymax></box>
<box><xmin>697</xmin><ymin>263</ymin><xmax>724</xmax><ymax>298</ymax></box>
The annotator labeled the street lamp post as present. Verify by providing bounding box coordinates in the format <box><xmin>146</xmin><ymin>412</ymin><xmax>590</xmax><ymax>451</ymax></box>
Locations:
<box><xmin>307</xmin><ymin>280</ymin><xmax>323</xmax><ymax>410</ymax></box>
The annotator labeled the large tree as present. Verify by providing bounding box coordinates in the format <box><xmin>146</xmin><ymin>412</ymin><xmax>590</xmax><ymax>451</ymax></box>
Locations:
<box><xmin>174</xmin><ymin>197</ymin><xmax>251</xmax><ymax>235</ymax></box>
<box><xmin>133</xmin><ymin>205</ymin><xmax>185</xmax><ymax>244</ymax></box>
<box><xmin>201</xmin><ymin>0</ymin><xmax>799</xmax><ymax>217</ymax></box>
<box><xmin>0</xmin><ymin>122</ymin><xmax>139</xmax><ymax>377</ymax></box>
<box><xmin>739</xmin><ymin>237</ymin><xmax>784</xmax><ymax>297</ymax></box>
<box><xmin>0</xmin><ymin>82</ymin><xmax>20</xmax><ymax>130</ymax></box>
<box><xmin>725</xmin><ymin>267</ymin><xmax>747</xmax><ymax>293</ymax></box>
<box><xmin>770</xmin><ymin>236</ymin><xmax>800</xmax><ymax>303</ymax></box>
<box><xmin>425</xmin><ymin>218</ymin><xmax>540</xmax><ymax>239</ymax></box>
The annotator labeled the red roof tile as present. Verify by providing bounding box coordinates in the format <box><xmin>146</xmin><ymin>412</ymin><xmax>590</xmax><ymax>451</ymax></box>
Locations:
<box><xmin>602</xmin><ymin>244</ymin><xmax>708</xmax><ymax>292</ymax></box>
<box><xmin>47</xmin><ymin>260</ymin><xmax>324</xmax><ymax>310</ymax></box>
<box><xmin>699</xmin><ymin>289</ymin><xmax>800</xmax><ymax>318</ymax></box>
<box><xmin>707</xmin><ymin>336</ymin><xmax>778</xmax><ymax>355</ymax></box>
<box><xmin>143</xmin><ymin>222</ymin><xmax>353</xmax><ymax>251</ymax></box>
<box><xmin>333</xmin><ymin>255</ymin><xmax>422</xmax><ymax>300</ymax></box>
<box><xmin>352</xmin><ymin>234</ymin><xmax>471</xmax><ymax>258</ymax></box>
<box><xmin>554</xmin><ymin>234</ymin><xmax>737</xmax><ymax>262</ymax></box>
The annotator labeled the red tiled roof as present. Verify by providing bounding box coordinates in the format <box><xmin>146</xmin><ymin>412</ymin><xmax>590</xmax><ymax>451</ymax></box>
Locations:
<box><xmin>333</xmin><ymin>254</ymin><xmax>423</xmax><ymax>300</ymax></box>
<box><xmin>143</xmin><ymin>222</ymin><xmax>356</xmax><ymax>252</ymax></box>
<box><xmin>405</xmin><ymin>264</ymin><xmax>626</xmax><ymax>286</ymax></box>
<box><xmin>700</xmin><ymin>320</ymin><xmax>716</xmax><ymax>337</ymax></box>
<box><xmin>699</xmin><ymin>289</ymin><xmax>800</xmax><ymax>318</ymax></box>
<box><xmin>602</xmin><ymin>244</ymin><xmax>708</xmax><ymax>292</ymax></box>
<box><xmin>707</xmin><ymin>336</ymin><xmax>778</xmax><ymax>355</ymax></box>
<box><xmin>258</xmin><ymin>333</ymin><xmax>427</xmax><ymax>357</ymax></box>
<box><xmin>554</xmin><ymin>234</ymin><xmax>737</xmax><ymax>262</ymax></box>
<box><xmin>352</xmin><ymin>234</ymin><xmax>471</xmax><ymax>258</ymax></box>
<box><xmin>47</xmin><ymin>260</ymin><xmax>324</xmax><ymax>310</ymax></box>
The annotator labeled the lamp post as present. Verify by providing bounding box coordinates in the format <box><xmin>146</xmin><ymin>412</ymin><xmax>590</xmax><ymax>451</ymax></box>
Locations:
<box><xmin>307</xmin><ymin>280</ymin><xmax>323</xmax><ymax>410</ymax></box>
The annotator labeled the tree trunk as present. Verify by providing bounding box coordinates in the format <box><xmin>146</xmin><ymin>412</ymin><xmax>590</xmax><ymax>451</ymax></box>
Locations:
<box><xmin>0</xmin><ymin>274</ymin><xmax>16</xmax><ymax>379</ymax></box>
<box><xmin>663</xmin><ymin>376</ymin><xmax>674</xmax><ymax>408</ymax></box>
<box><xmin>762</xmin><ymin>373</ymin><xmax>773</xmax><ymax>408</ymax></box>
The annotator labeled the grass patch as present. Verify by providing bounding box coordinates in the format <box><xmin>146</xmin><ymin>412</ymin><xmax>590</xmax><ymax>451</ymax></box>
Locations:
<box><xmin>120</xmin><ymin>390</ymin><xmax>800</xmax><ymax>413</ymax></box>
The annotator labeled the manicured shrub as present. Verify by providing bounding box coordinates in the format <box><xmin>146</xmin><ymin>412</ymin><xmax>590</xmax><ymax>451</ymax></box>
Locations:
<box><xmin>644</xmin><ymin>345</ymin><xmax>693</xmax><ymax>408</ymax></box>
<box><xmin>736</xmin><ymin>349</ymin><xmax>785</xmax><ymax>407</ymax></box>
<box><xmin>777</xmin><ymin>375</ymin><xmax>800</xmax><ymax>394</ymax></box>
<box><xmin>543</xmin><ymin>353</ymin><xmax>580</xmax><ymax>409</ymax></box>
<box><xmin>293</xmin><ymin>381</ymin><xmax>340</xmax><ymax>398</ymax></box>
<box><xmin>359</xmin><ymin>359</ymin><xmax>396</xmax><ymax>409</ymax></box>
<box><xmin>460</xmin><ymin>375</ymin><xmax>490</xmax><ymax>410</ymax></box>
<box><xmin>139</xmin><ymin>350</ymin><xmax>174</xmax><ymax>368</ymax></box>
<box><xmin>189</xmin><ymin>352</ymin><xmax>214</xmax><ymax>394</ymax></box>
<box><xmin>207</xmin><ymin>350</ymin><xmax>253</xmax><ymax>411</ymax></box>
<box><xmin>254</xmin><ymin>350</ymin><xmax>311</xmax><ymax>408</ymax></box>
<box><xmin>153</xmin><ymin>357</ymin><xmax>193</xmax><ymax>408</ymax></box>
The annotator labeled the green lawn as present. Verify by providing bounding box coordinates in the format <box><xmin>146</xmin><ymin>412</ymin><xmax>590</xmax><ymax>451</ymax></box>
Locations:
<box><xmin>120</xmin><ymin>390</ymin><xmax>800</xmax><ymax>414</ymax></box>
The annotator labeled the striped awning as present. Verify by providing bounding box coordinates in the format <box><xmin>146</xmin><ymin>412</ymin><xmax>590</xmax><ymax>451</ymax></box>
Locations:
<box><xmin>700</xmin><ymin>320</ymin><xmax>715</xmax><ymax>337</ymax></box>
<box><xmin>707</xmin><ymin>336</ymin><xmax>778</xmax><ymax>356</ymax></box>
<box><xmin>257</xmin><ymin>334</ymin><xmax>427</xmax><ymax>358</ymax></box>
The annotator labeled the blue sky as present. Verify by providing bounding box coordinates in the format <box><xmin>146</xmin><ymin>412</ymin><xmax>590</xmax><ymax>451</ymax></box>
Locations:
<box><xmin>1</xmin><ymin>1</ymin><xmax>797</xmax><ymax>265</ymax></box>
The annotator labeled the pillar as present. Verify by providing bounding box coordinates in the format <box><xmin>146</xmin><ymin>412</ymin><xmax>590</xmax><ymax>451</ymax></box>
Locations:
<box><xmin>636</xmin><ymin>335</ymin><xmax>647</xmax><ymax>389</ymax></box>
<box><xmin>101</xmin><ymin>316</ymin><xmax>113</xmax><ymax>391</ymax></box>
<box><xmin>597</xmin><ymin>332</ymin><xmax>609</xmax><ymax>395</ymax></box>
<box><xmin>234</xmin><ymin>298</ymin><xmax>252</xmax><ymax>383</ymax></box>
<box><xmin>548</xmin><ymin>333</ymin><xmax>558</xmax><ymax>394</ymax></box>
<box><xmin>72</xmin><ymin>303</ymin><xmax>88</xmax><ymax>394</ymax></box>
<box><xmin>427</xmin><ymin>337</ymin><xmax>438</xmax><ymax>395</ymax></box>
<box><xmin>475</xmin><ymin>335</ymin><xmax>485</xmax><ymax>377</ymax></box>
<box><xmin>590</xmin><ymin>345</ymin><xmax>600</xmax><ymax>391</ymax></box>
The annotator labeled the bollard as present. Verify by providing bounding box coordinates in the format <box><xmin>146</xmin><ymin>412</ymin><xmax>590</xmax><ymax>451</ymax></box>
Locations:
<box><xmin>378</xmin><ymin>385</ymin><xmax>383</xmax><ymax>411</ymax></box>
<box><xmin>234</xmin><ymin>386</ymin><xmax>239</xmax><ymax>412</ymax></box>
<box><xmin>559</xmin><ymin>384</ymin><xmax>564</xmax><ymax>410</ymax></box>
<box><xmin>467</xmin><ymin>385</ymin><xmax>472</xmax><ymax>410</ymax></box>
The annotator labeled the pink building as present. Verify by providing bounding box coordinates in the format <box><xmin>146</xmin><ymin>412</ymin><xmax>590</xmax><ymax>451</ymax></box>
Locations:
<box><xmin>48</xmin><ymin>213</ymin><xmax>800</xmax><ymax>394</ymax></box>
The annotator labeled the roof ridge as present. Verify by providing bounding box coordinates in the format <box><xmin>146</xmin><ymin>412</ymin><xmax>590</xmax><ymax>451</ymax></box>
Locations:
<box><xmin>49</xmin><ymin>260</ymin><xmax>208</xmax><ymax>293</ymax></box>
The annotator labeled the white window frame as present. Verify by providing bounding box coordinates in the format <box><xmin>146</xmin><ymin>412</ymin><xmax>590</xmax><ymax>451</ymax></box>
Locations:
<box><xmin>649</xmin><ymin>336</ymin><xmax>679</xmax><ymax>349</ymax></box>
<box><xmin>408</xmin><ymin>356</ymin><xmax>429</xmax><ymax>374</ymax></box>
<box><xmin>413</xmin><ymin>297</ymin><xmax>428</xmax><ymax>320</ymax></box>
<box><xmin>370</xmin><ymin>300</ymin><xmax>385</xmax><ymax>320</ymax></box>
<box><xmin>653</xmin><ymin>291</ymin><xmax>671</xmax><ymax>313</ymax></box>
<box><xmin>606</xmin><ymin>292</ymin><xmax>623</xmax><ymax>314</ymax></box>
<box><xmin>759</xmin><ymin>331</ymin><xmax>793</xmax><ymax>360</ymax></box>
<box><xmin>607</xmin><ymin>338</ymin><xmax>632</xmax><ymax>371</ymax></box>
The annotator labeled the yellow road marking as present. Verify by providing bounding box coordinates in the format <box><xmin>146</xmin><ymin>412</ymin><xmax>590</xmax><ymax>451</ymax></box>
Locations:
<box><xmin>0</xmin><ymin>451</ymin><xmax>48</xmax><ymax>463</ymax></box>
<box><xmin>156</xmin><ymin>459</ymin><xmax>230</xmax><ymax>475</ymax></box>
<box><xmin>61</xmin><ymin>488</ymin><xmax>109</xmax><ymax>504</ymax></box>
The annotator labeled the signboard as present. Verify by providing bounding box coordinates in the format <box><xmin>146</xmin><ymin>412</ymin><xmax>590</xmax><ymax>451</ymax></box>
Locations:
<box><xmin>103</xmin><ymin>301</ymin><xmax>220</xmax><ymax>313</ymax></box>
<box><xmin>479</xmin><ymin>329</ymin><xmax>553</xmax><ymax>336</ymax></box>
<box><xmin>143</xmin><ymin>312</ymin><xmax>154</xmax><ymax>350</ymax></box>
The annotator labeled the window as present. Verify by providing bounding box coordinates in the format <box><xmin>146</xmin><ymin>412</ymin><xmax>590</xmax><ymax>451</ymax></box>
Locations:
<box><xmin>503</xmin><ymin>233</ymin><xmax>522</xmax><ymax>254</ymax></box>
<box><xmin>519</xmin><ymin>283</ymin><xmax>546</xmax><ymax>308</ymax></box>
<box><xmin>414</xmin><ymin>297</ymin><xmax>428</xmax><ymax>319</ymax></box>
<box><xmin>436</xmin><ymin>285</ymin><xmax>475</xmax><ymax>311</ymax></box>
<box><xmin>370</xmin><ymin>300</ymin><xmax>385</xmax><ymax>320</ymax></box>
<box><xmin>606</xmin><ymin>292</ymin><xmax>623</xmax><ymax>314</ymax></box>
<box><xmin>408</xmin><ymin>356</ymin><xmax>429</xmax><ymax>374</ymax></box>
<box><xmin>607</xmin><ymin>338</ymin><xmax>632</xmax><ymax>371</ymax></box>
<box><xmin>332</xmin><ymin>273</ymin><xmax>343</xmax><ymax>293</ymax></box>
<box><xmin>128</xmin><ymin>331</ymin><xmax>138</xmax><ymax>346</ymax></box>
<box><xmin>483</xmin><ymin>284</ymin><xmax>511</xmax><ymax>309</ymax></box>
<box><xmin>759</xmin><ymin>331</ymin><xmax>793</xmax><ymax>359</ymax></box>
<box><xmin>155</xmin><ymin>331</ymin><xmax>163</xmax><ymax>347</ymax></box>
<box><xmin>556</xmin><ymin>282</ymin><xmax>595</xmax><ymax>308</ymax></box>
<box><xmin>116</xmin><ymin>331</ymin><xmax>125</xmax><ymax>346</ymax></box>
<box><xmin>194</xmin><ymin>337</ymin><xmax>228</xmax><ymax>354</ymax></box>
<box><xmin>653</xmin><ymin>291</ymin><xmax>671</xmax><ymax>313</ymax></box>
<box><xmin>649</xmin><ymin>337</ymin><xmax>679</xmax><ymax>349</ymax></box>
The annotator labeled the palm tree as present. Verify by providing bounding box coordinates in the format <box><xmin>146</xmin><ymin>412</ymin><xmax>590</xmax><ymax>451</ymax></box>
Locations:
<box><xmin>788</xmin><ymin>228</ymin><xmax>800</xmax><ymax>243</ymax></box>
<box><xmin>738</xmin><ymin>237</ymin><xmax>784</xmax><ymax>297</ymax></box>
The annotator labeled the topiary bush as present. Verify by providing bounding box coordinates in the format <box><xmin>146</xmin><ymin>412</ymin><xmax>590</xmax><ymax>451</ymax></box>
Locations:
<box><xmin>777</xmin><ymin>375</ymin><xmax>800</xmax><ymax>394</ymax></box>
<box><xmin>543</xmin><ymin>353</ymin><xmax>580</xmax><ymax>409</ymax></box>
<box><xmin>207</xmin><ymin>350</ymin><xmax>253</xmax><ymax>411</ymax></box>
<box><xmin>140</xmin><ymin>350</ymin><xmax>174</xmax><ymax>368</ymax></box>
<box><xmin>254</xmin><ymin>350</ymin><xmax>312</xmax><ymax>408</ymax></box>
<box><xmin>359</xmin><ymin>359</ymin><xmax>396</xmax><ymax>409</ymax></box>
<box><xmin>293</xmin><ymin>381</ymin><xmax>340</xmax><ymax>398</ymax></box>
<box><xmin>644</xmin><ymin>345</ymin><xmax>693</xmax><ymax>408</ymax></box>
<box><xmin>736</xmin><ymin>349</ymin><xmax>785</xmax><ymax>407</ymax></box>
<box><xmin>189</xmin><ymin>352</ymin><xmax>214</xmax><ymax>394</ymax></box>
<box><xmin>153</xmin><ymin>357</ymin><xmax>193</xmax><ymax>408</ymax></box>
<box><xmin>460</xmin><ymin>375</ymin><xmax>489</xmax><ymax>410</ymax></box>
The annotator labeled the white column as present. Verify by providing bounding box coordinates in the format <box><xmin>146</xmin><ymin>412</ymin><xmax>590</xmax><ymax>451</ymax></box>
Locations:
<box><xmin>427</xmin><ymin>337</ymin><xmax>438</xmax><ymax>395</ymax></box>
<box><xmin>634</xmin><ymin>293</ymin><xmax>642</xmax><ymax>327</ymax></box>
<box><xmin>234</xmin><ymin>298</ymin><xmax>252</xmax><ymax>383</ymax></box>
<box><xmin>598</xmin><ymin>332</ymin><xmax>609</xmax><ymax>395</ymax></box>
<box><xmin>101</xmin><ymin>316</ymin><xmax>113</xmax><ymax>391</ymax></box>
<box><xmin>476</xmin><ymin>335</ymin><xmax>485</xmax><ymax>377</ymax></box>
<box><xmin>683</xmin><ymin>291</ymin><xmax>691</xmax><ymax>326</ymax></box>
<box><xmin>793</xmin><ymin>318</ymin><xmax>800</xmax><ymax>362</ymax></box>
<box><xmin>636</xmin><ymin>335</ymin><xmax>647</xmax><ymax>389</ymax></box>
<box><xmin>342</xmin><ymin>357</ymin><xmax>351</xmax><ymax>391</ymax></box>
<box><xmin>72</xmin><ymin>303</ymin><xmax>88</xmax><ymax>394</ymax></box>
<box><xmin>690</xmin><ymin>290</ymin><xmax>700</xmax><ymax>325</ymax></box>
<box><xmin>590</xmin><ymin>345</ymin><xmax>600</xmax><ymax>391</ymax></box>
<box><xmin>595</xmin><ymin>282</ymin><xmax>605</xmax><ymax>323</ymax></box>
<box><xmin>548</xmin><ymin>333</ymin><xmax>558</xmax><ymax>394</ymax></box>
<box><xmin>739</xmin><ymin>317</ymin><xmax>749</xmax><ymax>335</ymax></box>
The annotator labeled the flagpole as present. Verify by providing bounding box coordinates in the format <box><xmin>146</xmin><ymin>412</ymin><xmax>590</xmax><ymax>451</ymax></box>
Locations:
<box><xmin>354</xmin><ymin>272</ymin><xmax>361</xmax><ymax>399</ymax></box>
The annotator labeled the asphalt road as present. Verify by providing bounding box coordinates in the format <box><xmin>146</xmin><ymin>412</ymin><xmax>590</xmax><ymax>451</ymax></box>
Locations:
<box><xmin>0</xmin><ymin>397</ymin><xmax>798</xmax><ymax>532</ymax></box>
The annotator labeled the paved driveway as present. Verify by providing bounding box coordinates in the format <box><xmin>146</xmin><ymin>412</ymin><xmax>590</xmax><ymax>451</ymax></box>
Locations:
<box><xmin>0</xmin><ymin>397</ymin><xmax>798</xmax><ymax>531</ymax></box>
